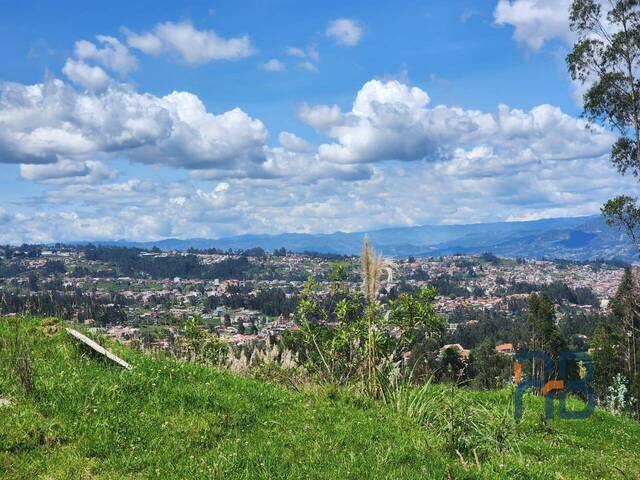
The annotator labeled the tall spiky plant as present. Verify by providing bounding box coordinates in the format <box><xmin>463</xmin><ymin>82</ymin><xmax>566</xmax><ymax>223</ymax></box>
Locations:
<box><xmin>361</xmin><ymin>237</ymin><xmax>384</xmax><ymax>396</ymax></box>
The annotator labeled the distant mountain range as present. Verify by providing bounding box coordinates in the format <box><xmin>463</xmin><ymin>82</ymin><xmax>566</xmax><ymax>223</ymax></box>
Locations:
<box><xmin>67</xmin><ymin>215</ymin><xmax>639</xmax><ymax>263</ymax></box>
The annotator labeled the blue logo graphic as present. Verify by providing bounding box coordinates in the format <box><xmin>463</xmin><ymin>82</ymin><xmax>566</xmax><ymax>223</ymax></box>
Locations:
<box><xmin>514</xmin><ymin>350</ymin><xmax>595</xmax><ymax>420</ymax></box>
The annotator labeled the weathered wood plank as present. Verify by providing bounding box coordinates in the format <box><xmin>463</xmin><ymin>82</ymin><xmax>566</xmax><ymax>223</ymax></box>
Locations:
<box><xmin>65</xmin><ymin>328</ymin><xmax>131</xmax><ymax>369</ymax></box>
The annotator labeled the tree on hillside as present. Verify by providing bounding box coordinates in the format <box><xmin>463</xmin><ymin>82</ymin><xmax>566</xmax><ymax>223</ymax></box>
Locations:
<box><xmin>439</xmin><ymin>346</ymin><xmax>466</xmax><ymax>382</ymax></box>
<box><xmin>567</xmin><ymin>1</ymin><xmax>640</xmax><ymax>250</ymax></box>
<box><xmin>591</xmin><ymin>321</ymin><xmax>624</xmax><ymax>402</ymax></box>
<box><xmin>469</xmin><ymin>340</ymin><xmax>511</xmax><ymax>389</ymax></box>
<box><xmin>610</xmin><ymin>267</ymin><xmax>640</xmax><ymax>413</ymax></box>
<box><xmin>528</xmin><ymin>293</ymin><xmax>568</xmax><ymax>384</ymax></box>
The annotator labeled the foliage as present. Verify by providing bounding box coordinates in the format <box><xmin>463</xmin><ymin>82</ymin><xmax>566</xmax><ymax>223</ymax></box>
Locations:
<box><xmin>606</xmin><ymin>372</ymin><xmax>636</xmax><ymax>415</ymax></box>
<box><xmin>175</xmin><ymin>316</ymin><xmax>229</xmax><ymax>365</ymax></box>
<box><xmin>567</xmin><ymin>0</ymin><xmax>640</xmax><ymax>250</ymax></box>
<box><xmin>469</xmin><ymin>340</ymin><xmax>512</xmax><ymax>390</ymax></box>
<box><xmin>287</xmin><ymin>278</ymin><xmax>366</xmax><ymax>385</ymax></box>
<box><xmin>289</xmin><ymin>239</ymin><xmax>445</xmax><ymax>397</ymax></box>
<box><xmin>84</xmin><ymin>246</ymin><xmax>251</xmax><ymax>279</ymax></box>
<box><xmin>2</xmin><ymin>317</ymin><xmax>640</xmax><ymax>479</ymax></box>
<box><xmin>528</xmin><ymin>293</ymin><xmax>568</xmax><ymax>381</ymax></box>
<box><xmin>591</xmin><ymin>320</ymin><xmax>625</xmax><ymax>401</ymax></box>
<box><xmin>608</xmin><ymin>267</ymin><xmax>640</xmax><ymax>416</ymax></box>
<box><xmin>0</xmin><ymin>290</ymin><xmax>129</xmax><ymax>325</ymax></box>
<box><xmin>206</xmin><ymin>287</ymin><xmax>298</xmax><ymax>317</ymax></box>
<box><xmin>388</xmin><ymin>287</ymin><xmax>444</xmax><ymax>347</ymax></box>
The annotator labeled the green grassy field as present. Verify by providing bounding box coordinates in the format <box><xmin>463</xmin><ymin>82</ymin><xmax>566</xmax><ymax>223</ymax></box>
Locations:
<box><xmin>1</xmin><ymin>318</ymin><xmax>639</xmax><ymax>479</ymax></box>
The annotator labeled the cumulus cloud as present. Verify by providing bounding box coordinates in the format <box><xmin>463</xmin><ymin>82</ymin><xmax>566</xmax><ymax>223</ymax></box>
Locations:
<box><xmin>62</xmin><ymin>59</ymin><xmax>111</xmax><ymax>91</ymax></box>
<box><xmin>0</xmin><ymin>77</ymin><xmax>268</xmax><ymax>170</ymax></box>
<box><xmin>302</xmin><ymin>79</ymin><xmax>612</xmax><ymax>165</ymax></box>
<box><xmin>20</xmin><ymin>158</ymin><xmax>118</xmax><ymax>184</ymax></box>
<box><xmin>494</xmin><ymin>0</ymin><xmax>573</xmax><ymax>50</ymax></box>
<box><xmin>297</xmin><ymin>103</ymin><xmax>344</xmax><ymax>131</ymax></box>
<box><xmin>278</xmin><ymin>132</ymin><xmax>311</xmax><ymax>152</ymax></box>
<box><xmin>260</xmin><ymin>59</ymin><xmax>285</xmax><ymax>72</ymax></box>
<box><xmin>74</xmin><ymin>35</ymin><xmax>138</xmax><ymax>74</ymax></box>
<box><xmin>3</xmin><ymin>145</ymin><xmax>632</xmax><ymax>244</ymax></box>
<box><xmin>189</xmin><ymin>143</ymin><xmax>373</xmax><ymax>183</ymax></box>
<box><xmin>124</xmin><ymin>21</ymin><xmax>253</xmax><ymax>64</ymax></box>
<box><xmin>326</xmin><ymin>18</ymin><xmax>364</xmax><ymax>46</ymax></box>
<box><xmin>262</xmin><ymin>147</ymin><xmax>372</xmax><ymax>182</ymax></box>
<box><xmin>2</xmin><ymin>74</ymin><xmax>628</xmax><ymax>243</ymax></box>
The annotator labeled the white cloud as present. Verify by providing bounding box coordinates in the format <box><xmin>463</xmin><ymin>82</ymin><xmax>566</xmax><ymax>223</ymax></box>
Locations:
<box><xmin>285</xmin><ymin>47</ymin><xmax>306</xmax><ymax>58</ymax></box>
<box><xmin>299</xmin><ymin>61</ymin><xmax>319</xmax><ymax>73</ymax></box>
<box><xmin>44</xmin><ymin>179</ymin><xmax>157</xmax><ymax>204</ymax></box>
<box><xmin>266</xmin><ymin>148</ymin><xmax>372</xmax><ymax>182</ymax></box>
<box><xmin>302</xmin><ymin>79</ymin><xmax>612</xmax><ymax>165</ymax></box>
<box><xmin>260</xmin><ymin>59</ymin><xmax>285</xmax><ymax>72</ymax></box>
<box><xmin>20</xmin><ymin>158</ymin><xmax>117</xmax><ymax>184</ymax></box>
<box><xmin>297</xmin><ymin>103</ymin><xmax>344</xmax><ymax>131</ymax></box>
<box><xmin>494</xmin><ymin>0</ymin><xmax>573</xmax><ymax>50</ymax></box>
<box><xmin>326</xmin><ymin>18</ymin><xmax>364</xmax><ymax>46</ymax></box>
<box><xmin>62</xmin><ymin>59</ymin><xmax>111</xmax><ymax>91</ymax></box>
<box><xmin>2</xmin><ymin>75</ymin><xmax>629</xmax><ymax>243</ymax></box>
<box><xmin>278</xmin><ymin>132</ymin><xmax>311</xmax><ymax>152</ymax></box>
<box><xmin>307</xmin><ymin>45</ymin><xmax>320</xmax><ymax>63</ymax></box>
<box><xmin>0</xmin><ymin>78</ymin><xmax>268</xmax><ymax>170</ymax></box>
<box><xmin>3</xmin><ymin>147</ymin><xmax>632</xmax><ymax>244</ymax></box>
<box><xmin>461</xmin><ymin>8</ymin><xmax>480</xmax><ymax>23</ymax></box>
<box><xmin>74</xmin><ymin>35</ymin><xmax>138</xmax><ymax>74</ymax></box>
<box><xmin>124</xmin><ymin>21</ymin><xmax>253</xmax><ymax>64</ymax></box>
<box><xmin>285</xmin><ymin>45</ymin><xmax>320</xmax><ymax>71</ymax></box>
<box><xmin>123</xmin><ymin>30</ymin><xmax>163</xmax><ymax>55</ymax></box>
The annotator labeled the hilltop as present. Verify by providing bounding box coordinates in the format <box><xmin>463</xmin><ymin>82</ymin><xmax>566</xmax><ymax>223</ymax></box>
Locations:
<box><xmin>1</xmin><ymin>318</ymin><xmax>640</xmax><ymax>479</ymax></box>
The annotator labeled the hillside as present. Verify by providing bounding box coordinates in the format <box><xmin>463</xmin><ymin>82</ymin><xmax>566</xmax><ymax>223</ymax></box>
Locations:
<box><xmin>70</xmin><ymin>215</ymin><xmax>638</xmax><ymax>262</ymax></box>
<box><xmin>1</xmin><ymin>318</ymin><xmax>640</xmax><ymax>479</ymax></box>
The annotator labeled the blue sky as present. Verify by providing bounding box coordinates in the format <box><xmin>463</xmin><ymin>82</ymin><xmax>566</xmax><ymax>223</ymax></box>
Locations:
<box><xmin>0</xmin><ymin>0</ymin><xmax>632</xmax><ymax>243</ymax></box>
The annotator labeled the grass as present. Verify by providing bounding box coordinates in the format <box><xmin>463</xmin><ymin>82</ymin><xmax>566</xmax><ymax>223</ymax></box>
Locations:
<box><xmin>1</xmin><ymin>317</ymin><xmax>639</xmax><ymax>479</ymax></box>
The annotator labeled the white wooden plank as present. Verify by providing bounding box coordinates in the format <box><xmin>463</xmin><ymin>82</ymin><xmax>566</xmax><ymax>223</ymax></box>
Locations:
<box><xmin>65</xmin><ymin>328</ymin><xmax>131</xmax><ymax>369</ymax></box>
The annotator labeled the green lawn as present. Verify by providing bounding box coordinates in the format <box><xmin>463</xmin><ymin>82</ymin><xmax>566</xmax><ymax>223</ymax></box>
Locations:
<box><xmin>1</xmin><ymin>318</ymin><xmax>639</xmax><ymax>479</ymax></box>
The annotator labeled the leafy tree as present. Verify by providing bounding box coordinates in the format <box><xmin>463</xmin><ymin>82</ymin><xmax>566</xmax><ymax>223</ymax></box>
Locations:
<box><xmin>469</xmin><ymin>340</ymin><xmax>511</xmax><ymax>390</ymax></box>
<box><xmin>528</xmin><ymin>293</ymin><xmax>568</xmax><ymax>382</ymax></box>
<box><xmin>388</xmin><ymin>287</ymin><xmax>445</xmax><ymax>348</ymax></box>
<box><xmin>567</xmin><ymin>0</ymin><xmax>640</xmax><ymax>251</ymax></box>
<box><xmin>42</xmin><ymin>260</ymin><xmax>66</xmax><ymax>275</ymax></box>
<box><xmin>439</xmin><ymin>347</ymin><xmax>466</xmax><ymax>382</ymax></box>
<box><xmin>249</xmin><ymin>321</ymin><xmax>259</xmax><ymax>335</ymax></box>
<box><xmin>609</xmin><ymin>267</ymin><xmax>640</xmax><ymax>414</ymax></box>
<box><xmin>591</xmin><ymin>321</ymin><xmax>624</xmax><ymax>402</ymax></box>
<box><xmin>27</xmin><ymin>274</ymin><xmax>39</xmax><ymax>292</ymax></box>
<box><xmin>611</xmin><ymin>268</ymin><xmax>639</xmax><ymax>379</ymax></box>
<box><xmin>237</xmin><ymin>320</ymin><xmax>246</xmax><ymax>335</ymax></box>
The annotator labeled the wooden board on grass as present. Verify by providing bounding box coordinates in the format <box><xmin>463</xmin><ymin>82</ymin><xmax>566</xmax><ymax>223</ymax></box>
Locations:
<box><xmin>65</xmin><ymin>328</ymin><xmax>131</xmax><ymax>369</ymax></box>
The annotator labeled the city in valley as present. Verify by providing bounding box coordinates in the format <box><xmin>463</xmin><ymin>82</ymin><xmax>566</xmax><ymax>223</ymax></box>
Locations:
<box><xmin>0</xmin><ymin>244</ymin><xmax>626</xmax><ymax>360</ymax></box>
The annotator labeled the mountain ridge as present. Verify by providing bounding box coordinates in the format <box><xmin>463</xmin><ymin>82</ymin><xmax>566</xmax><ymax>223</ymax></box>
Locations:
<box><xmin>60</xmin><ymin>215</ymin><xmax>638</xmax><ymax>262</ymax></box>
